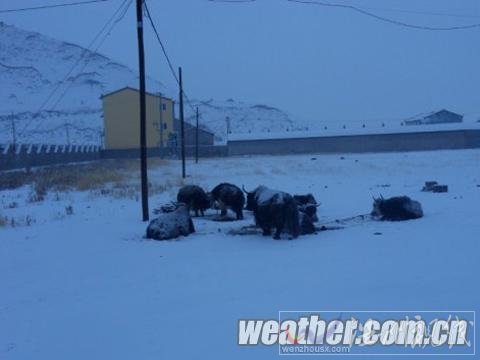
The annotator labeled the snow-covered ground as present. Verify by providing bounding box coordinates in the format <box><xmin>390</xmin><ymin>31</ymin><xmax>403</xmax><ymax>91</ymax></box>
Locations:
<box><xmin>1</xmin><ymin>149</ymin><xmax>479</xmax><ymax>359</ymax></box>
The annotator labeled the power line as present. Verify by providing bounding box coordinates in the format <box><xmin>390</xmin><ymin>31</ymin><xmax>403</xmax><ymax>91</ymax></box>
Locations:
<box><xmin>143</xmin><ymin>1</ymin><xmax>179</xmax><ymax>85</ymax></box>
<box><xmin>286</xmin><ymin>0</ymin><xmax>480</xmax><ymax>31</ymax></box>
<box><xmin>18</xmin><ymin>0</ymin><xmax>131</xmax><ymax>137</ymax></box>
<box><xmin>49</xmin><ymin>0</ymin><xmax>133</xmax><ymax>111</ymax></box>
<box><xmin>0</xmin><ymin>0</ymin><xmax>111</xmax><ymax>13</ymax></box>
<box><xmin>352</xmin><ymin>5</ymin><xmax>480</xmax><ymax>20</ymax></box>
<box><xmin>208</xmin><ymin>0</ymin><xmax>255</xmax><ymax>3</ymax></box>
<box><xmin>208</xmin><ymin>0</ymin><xmax>480</xmax><ymax>30</ymax></box>
<box><xmin>44</xmin><ymin>0</ymin><xmax>130</xmax><ymax>112</ymax></box>
<box><xmin>143</xmin><ymin>0</ymin><xmax>197</xmax><ymax>115</ymax></box>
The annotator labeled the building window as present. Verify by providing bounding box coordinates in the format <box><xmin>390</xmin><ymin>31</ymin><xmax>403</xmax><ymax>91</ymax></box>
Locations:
<box><xmin>162</xmin><ymin>104</ymin><xmax>166</xmax><ymax>111</ymax></box>
<box><xmin>164</xmin><ymin>123</ymin><xmax>167</xmax><ymax>130</ymax></box>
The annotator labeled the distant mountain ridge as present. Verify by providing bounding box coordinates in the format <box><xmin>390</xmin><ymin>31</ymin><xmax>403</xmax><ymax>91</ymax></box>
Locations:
<box><xmin>0</xmin><ymin>22</ymin><xmax>302</xmax><ymax>145</ymax></box>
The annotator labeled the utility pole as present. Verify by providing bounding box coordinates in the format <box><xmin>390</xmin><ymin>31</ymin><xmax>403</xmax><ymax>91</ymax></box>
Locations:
<box><xmin>172</xmin><ymin>100</ymin><xmax>176</xmax><ymax>156</ymax></box>
<box><xmin>179</xmin><ymin>67</ymin><xmax>186</xmax><ymax>178</ymax></box>
<box><xmin>136</xmin><ymin>0</ymin><xmax>149</xmax><ymax>221</ymax></box>
<box><xmin>195</xmin><ymin>107</ymin><xmax>199</xmax><ymax>164</ymax></box>
<box><xmin>226</xmin><ymin>116</ymin><xmax>231</xmax><ymax>141</ymax></box>
<box><xmin>65</xmin><ymin>123</ymin><xmax>70</xmax><ymax>145</ymax></box>
<box><xmin>10</xmin><ymin>112</ymin><xmax>16</xmax><ymax>152</ymax></box>
<box><xmin>159</xmin><ymin>92</ymin><xmax>164</xmax><ymax>149</ymax></box>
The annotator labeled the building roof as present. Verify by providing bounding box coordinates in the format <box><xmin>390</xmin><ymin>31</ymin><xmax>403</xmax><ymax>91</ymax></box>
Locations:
<box><xmin>173</xmin><ymin>118</ymin><xmax>214</xmax><ymax>136</ymax></box>
<box><xmin>100</xmin><ymin>86</ymin><xmax>172</xmax><ymax>101</ymax></box>
<box><xmin>424</xmin><ymin>109</ymin><xmax>462</xmax><ymax>119</ymax></box>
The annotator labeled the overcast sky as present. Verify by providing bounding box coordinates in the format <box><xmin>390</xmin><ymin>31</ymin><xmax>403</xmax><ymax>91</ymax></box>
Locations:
<box><xmin>2</xmin><ymin>0</ymin><xmax>480</xmax><ymax>124</ymax></box>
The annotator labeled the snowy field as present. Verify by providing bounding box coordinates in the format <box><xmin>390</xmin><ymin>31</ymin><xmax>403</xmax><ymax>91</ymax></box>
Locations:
<box><xmin>1</xmin><ymin>149</ymin><xmax>479</xmax><ymax>359</ymax></box>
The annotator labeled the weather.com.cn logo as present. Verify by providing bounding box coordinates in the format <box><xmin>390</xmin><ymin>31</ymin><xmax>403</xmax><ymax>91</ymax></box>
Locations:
<box><xmin>237</xmin><ymin>311</ymin><xmax>475</xmax><ymax>355</ymax></box>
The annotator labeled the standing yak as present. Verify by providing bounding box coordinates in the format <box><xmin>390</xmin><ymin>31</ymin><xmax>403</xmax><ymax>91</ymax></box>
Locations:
<box><xmin>293</xmin><ymin>193</ymin><xmax>320</xmax><ymax>222</ymax></box>
<box><xmin>210</xmin><ymin>183</ymin><xmax>245</xmax><ymax>220</ymax></box>
<box><xmin>243</xmin><ymin>185</ymin><xmax>300</xmax><ymax>240</ymax></box>
<box><xmin>177</xmin><ymin>185</ymin><xmax>211</xmax><ymax>217</ymax></box>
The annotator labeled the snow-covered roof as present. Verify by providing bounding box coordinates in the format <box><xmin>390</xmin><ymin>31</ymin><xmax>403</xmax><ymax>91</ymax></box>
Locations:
<box><xmin>100</xmin><ymin>86</ymin><xmax>173</xmax><ymax>101</ymax></box>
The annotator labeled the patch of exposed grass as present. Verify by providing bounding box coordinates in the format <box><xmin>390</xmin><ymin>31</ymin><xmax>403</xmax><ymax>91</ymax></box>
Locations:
<box><xmin>0</xmin><ymin>158</ymin><xmax>173</xmax><ymax>194</ymax></box>
<box><xmin>88</xmin><ymin>176</ymin><xmax>184</xmax><ymax>200</ymax></box>
<box><xmin>0</xmin><ymin>214</ymin><xmax>35</xmax><ymax>227</ymax></box>
<box><xmin>0</xmin><ymin>160</ymin><xmax>135</xmax><ymax>193</ymax></box>
<box><xmin>0</xmin><ymin>214</ymin><xmax>6</xmax><ymax>227</ymax></box>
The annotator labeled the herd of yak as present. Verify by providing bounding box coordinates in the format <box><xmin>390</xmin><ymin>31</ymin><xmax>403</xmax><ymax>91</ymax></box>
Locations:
<box><xmin>146</xmin><ymin>183</ymin><xmax>424</xmax><ymax>241</ymax></box>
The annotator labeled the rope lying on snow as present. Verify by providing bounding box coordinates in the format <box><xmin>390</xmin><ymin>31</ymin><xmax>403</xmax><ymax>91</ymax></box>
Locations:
<box><xmin>318</xmin><ymin>213</ymin><xmax>372</xmax><ymax>228</ymax></box>
<box><xmin>227</xmin><ymin>213</ymin><xmax>373</xmax><ymax>236</ymax></box>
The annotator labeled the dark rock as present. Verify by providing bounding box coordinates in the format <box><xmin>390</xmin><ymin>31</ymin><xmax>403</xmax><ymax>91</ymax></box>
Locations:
<box><xmin>432</xmin><ymin>185</ymin><xmax>448</xmax><ymax>193</ymax></box>
<box><xmin>422</xmin><ymin>181</ymin><xmax>438</xmax><ymax>192</ymax></box>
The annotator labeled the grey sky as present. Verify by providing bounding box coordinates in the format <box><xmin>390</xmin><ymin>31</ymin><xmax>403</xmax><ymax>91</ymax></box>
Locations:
<box><xmin>2</xmin><ymin>0</ymin><xmax>480</xmax><ymax>124</ymax></box>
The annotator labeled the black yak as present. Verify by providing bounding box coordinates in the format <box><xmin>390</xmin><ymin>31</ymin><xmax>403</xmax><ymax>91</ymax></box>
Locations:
<box><xmin>293</xmin><ymin>193</ymin><xmax>320</xmax><ymax>222</ymax></box>
<box><xmin>146</xmin><ymin>203</ymin><xmax>195</xmax><ymax>240</ymax></box>
<box><xmin>210</xmin><ymin>183</ymin><xmax>245</xmax><ymax>220</ymax></box>
<box><xmin>371</xmin><ymin>196</ymin><xmax>423</xmax><ymax>221</ymax></box>
<box><xmin>298</xmin><ymin>211</ymin><xmax>316</xmax><ymax>235</ymax></box>
<box><xmin>177</xmin><ymin>185</ymin><xmax>211</xmax><ymax>217</ymax></box>
<box><xmin>243</xmin><ymin>185</ymin><xmax>300</xmax><ymax>239</ymax></box>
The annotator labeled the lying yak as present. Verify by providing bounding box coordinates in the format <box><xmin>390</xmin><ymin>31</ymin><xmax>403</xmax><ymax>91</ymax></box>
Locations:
<box><xmin>177</xmin><ymin>185</ymin><xmax>211</xmax><ymax>217</ymax></box>
<box><xmin>146</xmin><ymin>202</ymin><xmax>195</xmax><ymax>240</ymax></box>
<box><xmin>243</xmin><ymin>185</ymin><xmax>300</xmax><ymax>239</ymax></box>
<box><xmin>293</xmin><ymin>193</ymin><xmax>320</xmax><ymax>222</ymax></box>
<box><xmin>210</xmin><ymin>183</ymin><xmax>245</xmax><ymax>220</ymax></box>
<box><xmin>371</xmin><ymin>195</ymin><xmax>423</xmax><ymax>221</ymax></box>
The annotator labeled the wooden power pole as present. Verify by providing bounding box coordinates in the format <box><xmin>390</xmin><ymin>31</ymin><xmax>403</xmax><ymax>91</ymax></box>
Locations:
<box><xmin>136</xmin><ymin>0</ymin><xmax>149</xmax><ymax>221</ymax></box>
<box><xmin>159</xmin><ymin>92</ymin><xmax>164</xmax><ymax>149</ymax></box>
<box><xmin>10</xmin><ymin>112</ymin><xmax>16</xmax><ymax>152</ymax></box>
<box><xmin>195</xmin><ymin>107</ymin><xmax>199</xmax><ymax>163</ymax></box>
<box><xmin>179</xmin><ymin>67</ymin><xmax>186</xmax><ymax>178</ymax></box>
<box><xmin>65</xmin><ymin>123</ymin><xmax>70</xmax><ymax>146</ymax></box>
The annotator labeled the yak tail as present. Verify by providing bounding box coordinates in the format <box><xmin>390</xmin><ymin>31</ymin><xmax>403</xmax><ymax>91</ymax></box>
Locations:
<box><xmin>285</xmin><ymin>197</ymin><xmax>300</xmax><ymax>238</ymax></box>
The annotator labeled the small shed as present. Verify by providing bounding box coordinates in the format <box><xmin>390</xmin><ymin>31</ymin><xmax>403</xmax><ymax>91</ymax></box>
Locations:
<box><xmin>405</xmin><ymin>109</ymin><xmax>463</xmax><ymax>126</ymax></box>
<box><xmin>423</xmin><ymin>109</ymin><xmax>463</xmax><ymax>124</ymax></box>
<box><xmin>173</xmin><ymin>118</ymin><xmax>215</xmax><ymax>146</ymax></box>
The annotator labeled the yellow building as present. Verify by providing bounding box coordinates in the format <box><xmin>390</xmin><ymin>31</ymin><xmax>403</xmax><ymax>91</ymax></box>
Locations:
<box><xmin>101</xmin><ymin>87</ymin><xmax>174</xmax><ymax>150</ymax></box>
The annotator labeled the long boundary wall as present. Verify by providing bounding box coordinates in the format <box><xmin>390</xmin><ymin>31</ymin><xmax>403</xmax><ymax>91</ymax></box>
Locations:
<box><xmin>100</xmin><ymin>145</ymin><xmax>228</xmax><ymax>160</ymax></box>
<box><xmin>0</xmin><ymin>144</ymin><xmax>227</xmax><ymax>171</ymax></box>
<box><xmin>0</xmin><ymin>144</ymin><xmax>101</xmax><ymax>171</ymax></box>
<box><xmin>2</xmin><ymin>130</ymin><xmax>480</xmax><ymax>171</ymax></box>
<box><xmin>227</xmin><ymin>130</ymin><xmax>480</xmax><ymax>156</ymax></box>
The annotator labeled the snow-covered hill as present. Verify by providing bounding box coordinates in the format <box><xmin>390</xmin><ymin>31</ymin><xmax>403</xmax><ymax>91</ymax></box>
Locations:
<box><xmin>0</xmin><ymin>22</ymin><xmax>301</xmax><ymax>146</ymax></box>
<box><xmin>184</xmin><ymin>99</ymin><xmax>307</xmax><ymax>143</ymax></box>
<box><xmin>0</xmin><ymin>22</ymin><xmax>165</xmax><ymax>146</ymax></box>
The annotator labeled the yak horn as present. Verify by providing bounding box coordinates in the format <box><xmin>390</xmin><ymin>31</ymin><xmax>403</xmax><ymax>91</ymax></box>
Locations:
<box><xmin>242</xmin><ymin>185</ymin><xmax>252</xmax><ymax>194</ymax></box>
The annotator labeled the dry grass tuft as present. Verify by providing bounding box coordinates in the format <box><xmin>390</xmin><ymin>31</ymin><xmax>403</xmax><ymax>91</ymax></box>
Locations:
<box><xmin>0</xmin><ymin>160</ymin><xmax>131</xmax><ymax>194</ymax></box>
<box><xmin>0</xmin><ymin>215</ymin><xmax>35</xmax><ymax>227</ymax></box>
<box><xmin>0</xmin><ymin>158</ymin><xmax>179</xmax><ymax>201</ymax></box>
